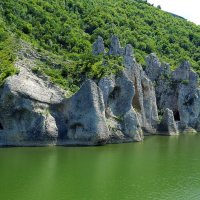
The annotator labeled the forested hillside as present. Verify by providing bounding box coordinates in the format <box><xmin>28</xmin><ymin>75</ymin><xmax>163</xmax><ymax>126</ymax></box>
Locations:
<box><xmin>0</xmin><ymin>0</ymin><xmax>199</xmax><ymax>92</ymax></box>
<box><xmin>0</xmin><ymin>18</ymin><xmax>18</xmax><ymax>85</ymax></box>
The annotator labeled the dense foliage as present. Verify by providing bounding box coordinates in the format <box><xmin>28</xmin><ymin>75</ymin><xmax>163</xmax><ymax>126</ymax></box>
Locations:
<box><xmin>0</xmin><ymin>18</ymin><xmax>19</xmax><ymax>85</ymax></box>
<box><xmin>0</xmin><ymin>0</ymin><xmax>199</xmax><ymax>91</ymax></box>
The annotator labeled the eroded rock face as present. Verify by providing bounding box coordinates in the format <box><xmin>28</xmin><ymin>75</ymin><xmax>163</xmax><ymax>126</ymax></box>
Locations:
<box><xmin>0</xmin><ymin>67</ymin><xmax>64</xmax><ymax>146</ymax></box>
<box><xmin>98</xmin><ymin>76</ymin><xmax>115</xmax><ymax>107</ymax></box>
<box><xmin>123</xmin><ymin>45</ymin><xmax>159</xmax><ymax>134</ymax></box>
<box><xmin>145</xmin><ymin>53</ymin><xmax>162</xmax><ymax>82</ymax></box>
<box><xmin>107</xmin><ymin>72</ymin><xmax>134</xmax><ymax>116</ymax></box>
<box><xmin>98</xmin><ymin>39</ymin><xmax>159</xmax><ymax>139</ymax></box>
<box><xmin>145</xmin><ymin>54</ymin><xmax>200</xmax><ymax>134</ymax></box>
<box><xmin>158</xmin><ymin>108</ymin><xmax>179</xmax><ymax>135</ymax></box>
<box><xmin>145</xmin><ymin>54</ymin><xmax>179</xmax><ymax>114</ymax></box>
<box><xmin>99</xmin><ymin>72</ymin><xmax>143</xmax><ymax>142</ymax></box>
<box><xmin>178</xmin><ymin>85</ymin><xmax>200</xmax><ymax>131</ymax></box>
<box><xmin>172</xmin><ymin>61</ymin><xmax>191</xmax><ymax>82</ymax></box>
<box><xmin>63</xmin><ymin>80</ymin><xmax>109</xmax><ymax>145</ymax></box>
<box><xmin>141</xmin><ymin>73</ymin><xmax>159</xmax><ymax>132</ymax></box>
<box><xmin>0</xmin><ymin>69</ymin><xmax>110</xmax><ymax>146</ymax></box>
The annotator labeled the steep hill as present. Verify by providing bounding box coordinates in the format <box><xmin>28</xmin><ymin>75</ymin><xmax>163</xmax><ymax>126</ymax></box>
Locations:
<box><xmin>0</xmin><ymin>0</ymin><xmax>200</xmax><ymax>92</ymax></box>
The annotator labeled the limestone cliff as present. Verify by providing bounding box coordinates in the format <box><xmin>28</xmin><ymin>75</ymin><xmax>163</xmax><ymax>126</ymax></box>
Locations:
<box><xmin>145</xmin><ymin>54</ymin><xmax>200</xmax><ymax>134</ymax></box>
<box><xmin>0</xmin><ymin>36</ymin><xmax>199</xmax><ymax>146</ymax></box>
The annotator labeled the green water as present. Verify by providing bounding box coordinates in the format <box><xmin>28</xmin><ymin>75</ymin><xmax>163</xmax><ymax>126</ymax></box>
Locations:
<box><xmin>1</xmin><ymin>135</ymin><xmax>200</xmax><ymax>200</ymax></box>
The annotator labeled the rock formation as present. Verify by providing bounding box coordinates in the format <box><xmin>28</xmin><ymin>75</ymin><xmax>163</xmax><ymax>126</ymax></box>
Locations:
<box><xmin>61</xmin><ymin>80</ymin><xmax>109</xmax><ymax>145</ymax></box>
<box><xmin>123</xmin><ymin>45</ymin><xmax>159</xmax><ymax>134</ymax></box>
<box><xmin>0</xmin><ymin>66</ymin><xmax>64</xmax><ymax>146</ymax></box>
<box><xmin>108</xmin><ymin>35</ymin><xmax>124</xmax><ymax>56</ymax></box>
<box><xmin>0</xmin><ymin>36</ymin><xmax>200</xmax><ymax>146</ymax></box>
<box><xmin>158</xmin><ymin>108</ymin><xmax>179</xmax><ymax>135</ymax></box>
<box><xmin>99</xmin><ymin>72</ymin><xmax>143</xmax><ymax>143</ymax></box>
<box><xmin>145</xmin><ymin>53</ymin><xmax>200</xmax><ymax>133</ymax></box>
<box><xmin>92</xmin><ymin>36</ymin><xmax>105</xmax><ymax>55</ymax></box>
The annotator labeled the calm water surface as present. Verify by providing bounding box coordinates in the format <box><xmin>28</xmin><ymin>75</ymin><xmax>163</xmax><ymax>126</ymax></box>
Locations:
<box><xmin>1</xmin><ymin>135</ymin><xmax>200</xmax><ymax>200</ymax></box>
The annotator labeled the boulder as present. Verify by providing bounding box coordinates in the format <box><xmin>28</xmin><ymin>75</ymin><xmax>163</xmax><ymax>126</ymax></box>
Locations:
<box><xmin>123</xmin><ymin>109</ymin><xmax>143</xmax><ymax>141</ymax></box>
<box><xmin>158</xmin><ymin>108</ymin><xmax>179</xmax><ymax>135</ymax></box>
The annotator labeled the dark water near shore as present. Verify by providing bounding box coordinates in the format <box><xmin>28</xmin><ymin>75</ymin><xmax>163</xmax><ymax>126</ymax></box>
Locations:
<box><xmin>1</xmin><ymin>135</ymin><xmax>200</xmax><ymax>200</ymax></box>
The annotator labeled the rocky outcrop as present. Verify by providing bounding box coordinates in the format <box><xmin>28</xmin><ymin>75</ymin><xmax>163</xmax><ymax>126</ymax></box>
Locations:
<box><xmin>0</xmin><ymin>66</ymin><xmax>110</xmax><ymax>146</ymax></box>
<box><xmin>145</xmin><ymin>53</ymin><xmax>162</xmax><ymax>81</ymax></box>
<box><xmin>178</xmin><ymin>84</ymin><xmax>200</xmax><ymax>131</ymax></box>
<box><xmin>62</xmin><ymin>80</ymin><xmax>109</xmax><ymax>145</ymax></box>
<box><xmin>0</xmin><ymin>36</ymin><xmax>199</xmax><ymax>146</ymax></box>
<box><xmin>92</xmin><ymin>36</ymin><xmax>105</xmax><ymax>55</ymax></box>
<box><xmin>172</xmin><ymin>61</ymin><xmax>191</xmax><ymax>82</ymax></box>
<box><xmin>99</xmin><ymin>72</ymin><xmax>143</xmax><ymax>143</ymax></box>
<box><xmin>145</xmin><ymin>53</ymin><xmax>200</xmax><ymax>134</ymax></box>
<box><xmin>123</xmin><ymin>45</ymin><xmax>159</xmax><ymax>134</ymax></box>
<box><xmin>0</xmin><ymin>66</ymin><xmax>64</xmax><ymax>146</ymax></box>
<box><xmin>108</xmin><ymin>35</ymin><xmax>124</xmax><ymax>56</ymax></box>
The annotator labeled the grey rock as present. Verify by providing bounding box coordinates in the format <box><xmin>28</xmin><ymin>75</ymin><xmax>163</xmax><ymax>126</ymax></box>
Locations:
<box><xmin>45</xmin><ymin>113</ymin><xmax>59</xmax><ymax>138</ymax></box>
<box><xmin>124</xmin><ymin>44</ymin><xmax>133</xmax><ymax>56</ymax></box>
<box><xmin>158</xmin><ymin>108</ymin><xmax>179</xmax><ymax>135</ymax></box>
<box><xmin>145</xmin><ymin>53</ymin><xmax>162</xmax><ymax>82</ymax></box>
<box><xmin>0</xmin><ymin>68</ymin><xmax>63</xmax><ymax>146</ymax></box>
<box><xmin>123</xmin><ymin>50</ymin><xmax>159</xmax><ymax>134</ymax></box>
<box><xmin>189</xmin><ymin>70</ymin><xmax>199</xmax><ymax>87</ymax></box>
<box><xmin>124</xmin><ymin>44</ymin><xmax>137</xmax><ymax>72</ymax></box>
<box><xmin>160</xmin><ymin>62</ymin><xmax>171</xmax><ymax>77</ymax></box>
<box><xmin>145</xmin><ymin>55</ymin><xmax>200</xmax><ymax>134</ymax></box>
<box><xmin>178</xmin><ymin>85</ymin><xmax>200</xmax><ymax>130</ymax></box>
<box><xmin>123</xmin><ymin>109</ymin><xmax>143</xmax><ymax>141</ymax></box>
<box><xmin>141</xmin><ymin>73</ymin><xmax>159</xmax><ymax>131</ymax></box>
<box><xmin>108</xmin><ymin>35</ymin><xmax>124</xmax><ymax>56</ymax></box>
<box><xmin>64</xmin><ymin>80</ymin><xmax>109</xmax><ymax>145</ymax></box>
<box><xmin>107</xmin><ymin>72</ymin><xmax>135</xmax><ymax>116</ymax></box>
<box><xmin>98</xmin><ymin>76</ymin><xmax>115</xmax><ymax>106</ymax></box>
<box><xmin>2</xmin><ymin>36</ymin><xmax>200</xmax><ymax>146</ymax></box>
<box><xmin>92</xmin><ymin>36</ymin><xmax>105</xmax><ymax>55</ymax></box>
<box><xmin>99</xmin><ymin>72</ymin><xmax>144</xmax><ymax>142</ymax></box>
<box><xmin>155</xmin><ymin>77</ymin><xmax>178</xmax><ymax>112</ymax></box>
<box><xmin>171</xmin><ymin>61</ymin><xmax>198</xmax><ymax>88</ymax></box>
<box><xmin>172</xmin><ymin>61</ymin><xmax>190</xmax><ymax>82</ymax></box>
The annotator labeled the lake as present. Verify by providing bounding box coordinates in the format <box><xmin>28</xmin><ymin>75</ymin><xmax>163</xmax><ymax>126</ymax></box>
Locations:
<box><xmin>0</xmin><ymin>135</ymin><xmax>200</xmax><ymax>200</ymax></box>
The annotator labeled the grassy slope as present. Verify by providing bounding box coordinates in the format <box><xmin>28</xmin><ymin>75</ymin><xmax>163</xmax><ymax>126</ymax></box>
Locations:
<box><xmin>0</xmin><ymin>0</ymin><xmax>199</xmax><ymax>91</ymax></box>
